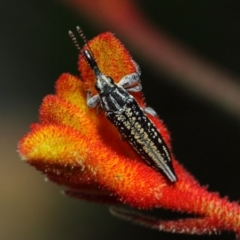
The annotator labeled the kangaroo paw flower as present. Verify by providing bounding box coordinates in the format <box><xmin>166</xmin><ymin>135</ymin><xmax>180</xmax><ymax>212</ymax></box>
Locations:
<box><xmin>18</xmin><ymin>31</ymin><xmax>240</xmax><ymax>238</ymax></box>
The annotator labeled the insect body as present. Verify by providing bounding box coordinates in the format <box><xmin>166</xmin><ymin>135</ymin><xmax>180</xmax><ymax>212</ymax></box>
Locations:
<box><xmin>83</xmin><ymin>49</ymin><xmax>177</xmax><ymax>182</ymax></box>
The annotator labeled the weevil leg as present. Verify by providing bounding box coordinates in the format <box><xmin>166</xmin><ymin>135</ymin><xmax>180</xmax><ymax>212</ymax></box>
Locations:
<box><xmin>125</xmin><ymin>85</ymin><xmax>142</xmax><ymax>92</ymax></box>
<box><xmin>118</xmin><ymin>73</ymin><xmax>142</xmax><ymax>92</ymax></box>
<box><xmin>87</xmin><ymin>91</ymin><xmax>100</xmax><ymax>108</ymax></box>
<box><xmin>143</xmin><ymin>107</ymin><xmax>158</xmax><ymax>116</ymax></box>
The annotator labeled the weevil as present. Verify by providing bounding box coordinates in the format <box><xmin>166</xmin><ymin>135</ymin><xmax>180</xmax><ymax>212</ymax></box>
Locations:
<box><xmin>69</xmin><ymin>28</ymin><xmax>177</xmax><ymax>182</ymax></box>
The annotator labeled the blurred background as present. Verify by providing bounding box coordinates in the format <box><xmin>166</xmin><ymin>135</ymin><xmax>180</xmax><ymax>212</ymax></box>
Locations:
<box><xmin>1</xmin><ymin>0</ymin><xmax>240</xmax><ymax>239</ymax></box>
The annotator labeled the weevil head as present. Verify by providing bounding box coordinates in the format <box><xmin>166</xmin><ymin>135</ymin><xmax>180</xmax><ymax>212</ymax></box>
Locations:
<box><xmin>83</xmin><ymin>49</ymin><xmax>115</xmax><ymax>94</ymax></box>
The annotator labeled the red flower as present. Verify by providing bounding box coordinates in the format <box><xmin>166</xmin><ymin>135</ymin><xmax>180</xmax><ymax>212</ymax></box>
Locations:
<box><xmin>18</xmin><ymin>31</ymin><xmax>240</xmax><ymax>238</ymax></box>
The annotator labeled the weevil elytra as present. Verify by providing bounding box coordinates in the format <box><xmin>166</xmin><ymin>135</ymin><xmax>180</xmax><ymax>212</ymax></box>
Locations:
<box><xmin>69</xmin><ymin>28</ymin><xmax>177</xmax><ymax>183</ymax></box>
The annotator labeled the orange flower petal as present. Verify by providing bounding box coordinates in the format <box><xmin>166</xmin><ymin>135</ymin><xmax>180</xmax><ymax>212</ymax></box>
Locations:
<box><xmin>40</xmin><ymin>94</ymin><xmax>95</xmax><ymax>134</ymax></box>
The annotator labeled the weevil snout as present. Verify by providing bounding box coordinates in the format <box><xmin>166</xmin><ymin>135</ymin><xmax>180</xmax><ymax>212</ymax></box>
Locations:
<box><xmin>83</xmin><ymin>49</ymin><xmax>116</xmax><ymax>94</ymax></box>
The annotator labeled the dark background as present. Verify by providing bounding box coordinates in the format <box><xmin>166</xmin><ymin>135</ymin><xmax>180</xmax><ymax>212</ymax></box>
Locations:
<box><xmin>1</xmin><ymin>1</ymin><xmax>240</xmax><ymax>239</ymax></box>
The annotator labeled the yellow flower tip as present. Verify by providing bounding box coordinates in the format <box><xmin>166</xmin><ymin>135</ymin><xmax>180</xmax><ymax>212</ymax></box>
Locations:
<box><xmin>55</xmin><ymin>73</ymin><xmax>88</xmax><ymax>110</ymax></box>
<box><xmin>19</xmin><ymin>124</ymin><xmax>88</xmax><ymax>166</ymax></box>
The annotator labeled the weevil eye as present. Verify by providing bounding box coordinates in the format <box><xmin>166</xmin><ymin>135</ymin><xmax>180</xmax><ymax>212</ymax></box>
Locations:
<box><xmin>95</xmin><ymin>82</ymin><xmax>101</xmax><ymax>91</ymax></box>
<box><xmin>106</xmin><ymin>76</ymin><xmax>114</xmax><ymax>84</ymax></box>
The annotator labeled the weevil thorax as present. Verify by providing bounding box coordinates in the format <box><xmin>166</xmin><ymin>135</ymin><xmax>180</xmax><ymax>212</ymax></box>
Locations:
<box><xmin>95</xmin><ymin>74</ymin><xmax>115</xmax><ymax>95</ymax></box>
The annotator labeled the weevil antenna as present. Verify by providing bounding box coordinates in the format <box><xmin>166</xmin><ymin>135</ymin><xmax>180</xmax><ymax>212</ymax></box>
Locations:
<box><xmin>68</xmin><ymin>30</ymin><xmax>81</xmax><ymax>51</ymax></box>
<box><xmin>76</xmin><ymin>26</ymin><xmax>88</xmax><ymax>45</ymax></box>
<box><xmin>76</xmin><ymin>26</ymin><xmax>95</xmax><ymax>57</ymax></box>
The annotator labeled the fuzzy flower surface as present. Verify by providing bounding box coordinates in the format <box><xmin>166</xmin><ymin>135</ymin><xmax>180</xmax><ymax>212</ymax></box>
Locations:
<box><xmin>18</xmin><ymin>32</ymin><xmax>240</xmax><ymax>238</ymax></box>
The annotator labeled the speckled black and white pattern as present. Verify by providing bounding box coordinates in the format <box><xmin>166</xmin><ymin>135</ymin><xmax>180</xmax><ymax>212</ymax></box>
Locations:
<box><xmin>106</xmin><ymin>93</ymin><xmax>177</xmax><ymax>183</ymax></box>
